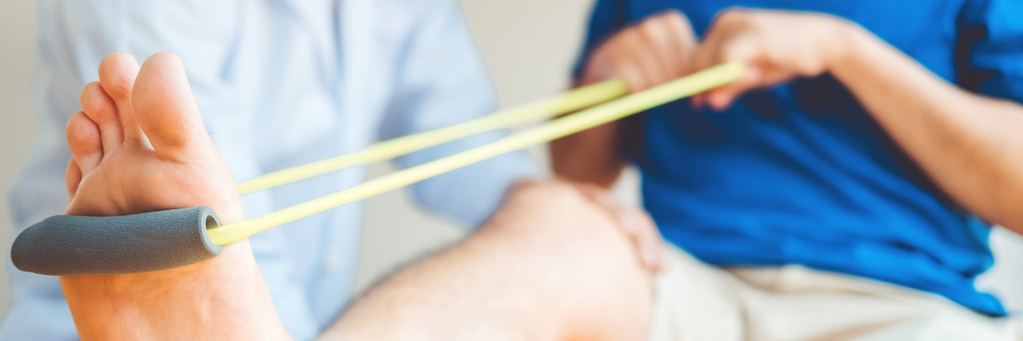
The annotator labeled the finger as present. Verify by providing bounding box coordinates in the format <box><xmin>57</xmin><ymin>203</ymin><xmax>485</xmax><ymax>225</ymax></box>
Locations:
<box><xmin>618</xmin><ymin>29</ymin><xmax>671</xmax><ymax>91</ymax></box>
<box><xmin>692</xmin><ymin>8</ymin><xmax>766</xmax><ymax>111</ymax></box>
<box><xmin>577</xmin><ymin>44</ymin><xmax>619</xmax><ymax>86</ymax></box>
<box><xmin>696</xmin><ymin>31</ymin><xmax>765</xmax><ymax>111</ymax></box>
<box><xmin>706</xmin><ymin>63</ymin><xmax>764</xmax><ymax>111</ymax></box>
<box><xmin>575</xmin><ymin>183</ymin><xmax>665</xmax><ymax>271</ymax></box>
<box><xmin>614</xmin><ymin>57</ymin><xmax>650</xmax><ymax>93</ymax></box>
<box><xmin>627</xmin><ymin>208</ymin><xmax>664</xmax><ymax>271</ymax></box>
<box><xmin>636</xmin><ymin>17</ymin><xmax>683</xmax><ymax>81</ymax></box>
<box><xmin>614</xmin><ymin>207</ymin><xmax>663</xmax><ymax>271</ymax></box>
<box><xmin>588</xmin><ymin>40</ymin><xmax>649</xmax><ymax>91</ymax></box>
<box><xmin>642</xmin><ymin>10</ymin><xmax>696</xmax><ymax>78</ymax></box>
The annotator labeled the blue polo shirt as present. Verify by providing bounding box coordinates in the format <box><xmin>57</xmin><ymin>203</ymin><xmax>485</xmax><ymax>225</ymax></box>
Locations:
<box><xmin>577</xmin><ymin>0</ymin><xmax>1023</xmax><ymax>315</ymax></box>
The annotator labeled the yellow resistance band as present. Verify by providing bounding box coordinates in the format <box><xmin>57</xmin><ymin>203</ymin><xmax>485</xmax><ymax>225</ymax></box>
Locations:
<box><xmin>235</xmin><ymin>79</ymin><xmax>629</xmax><ymax>193</ymax></box>
<box><xmin>208</xmin><ymin>62</ymin><xmax>745</xmax><ymax>246</ymax></box>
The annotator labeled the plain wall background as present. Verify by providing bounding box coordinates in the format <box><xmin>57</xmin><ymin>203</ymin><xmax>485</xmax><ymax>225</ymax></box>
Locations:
<box><xmin>2</xmin><ymin>0</ymin><xmax>1022</xmax><ymax>324</ymax></box>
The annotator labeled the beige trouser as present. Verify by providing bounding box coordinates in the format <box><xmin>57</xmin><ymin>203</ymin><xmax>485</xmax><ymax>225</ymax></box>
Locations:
<box><xmin>647</xmin><ymin>244</ymin><xmax>1023</xmax><ymax>341</ymax></box>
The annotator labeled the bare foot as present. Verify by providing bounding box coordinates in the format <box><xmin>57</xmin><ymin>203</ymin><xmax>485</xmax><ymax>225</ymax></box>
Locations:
<box><xmin>61</xmin><ymin>52</ymin><xmax>289</xmax><ymax>340</ymax></box>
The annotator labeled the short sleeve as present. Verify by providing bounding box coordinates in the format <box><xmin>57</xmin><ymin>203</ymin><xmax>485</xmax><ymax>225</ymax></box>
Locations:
<box><xmin>955</xmin><ymin>0</ymin><xmax>1023</xmax><ymax>102</ymax></box>
<box><xmin>572</xmin><ymin>0</ymin><xmax>631</xmax><ymax>78</ymax></box>
<box><xmin>380</xmin><ymin>0</ymin><xmax>542</xmax><ymax>228</ymax></box>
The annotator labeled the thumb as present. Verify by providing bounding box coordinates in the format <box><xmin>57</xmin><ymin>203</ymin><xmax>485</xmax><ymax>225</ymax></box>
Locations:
<box><xmin>618</xmin><ymin>208</ymin><xmax>665</xmax><ymax>272</ymax></box>
<box><xmin>705</xmin><ymin>63</ymin><xmax>763</xmax><ymax>111</ymax></box>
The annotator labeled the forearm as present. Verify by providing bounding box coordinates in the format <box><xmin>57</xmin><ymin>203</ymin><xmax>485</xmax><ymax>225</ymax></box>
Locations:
<box><xmin>829</xmin><ymin>25</ymin><xmax>1023</xmax><ymax>232</ymax></box>
<box><xmin>61</xmin><ymin>242</ymin><xmax>291</xmax><ymax>341</ymax></box>
<box><xmin>550</xmin><ymin>120</ymin><xmax>629</xmax><ymax>188</ymax></box>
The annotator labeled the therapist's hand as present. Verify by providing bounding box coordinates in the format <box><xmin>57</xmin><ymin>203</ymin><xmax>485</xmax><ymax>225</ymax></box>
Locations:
<box><xmin>579</xmin><ymin>10</ymin><xmax>698</xmax><ymax>91</ymax></box>
<box><xmin>690</xmin><ymin>8</ymin><xmax>858</xmax><ymax>110</ymax></box>
<box><xmin>573</xmin><ymin>182</ymin><xmax>664</xmax><ymax>272</ymax></box>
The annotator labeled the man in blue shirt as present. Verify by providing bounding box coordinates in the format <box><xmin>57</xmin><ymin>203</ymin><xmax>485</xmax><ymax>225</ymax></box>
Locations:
<box><xmin>553</xmin><ymin>0</ymin><xmax>1023</xmax><ymax>339</ymax></box>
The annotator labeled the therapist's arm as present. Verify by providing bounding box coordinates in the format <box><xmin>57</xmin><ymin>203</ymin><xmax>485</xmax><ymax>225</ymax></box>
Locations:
<box><xmin>688</xmin><ymin>8</ymin><xmax>1023</xmax><ymax>233</ymax></box>
<box><xmin>380</xmin><ymin>0</ymin><xmax>542</xmax><ymax>227</ymax></box>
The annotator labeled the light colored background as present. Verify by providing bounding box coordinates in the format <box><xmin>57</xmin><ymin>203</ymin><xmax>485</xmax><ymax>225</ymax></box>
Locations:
<box><xmin>1</xmin><ymin>0</ymin><xmax>1022</xmax><ymax>323</ymax></box>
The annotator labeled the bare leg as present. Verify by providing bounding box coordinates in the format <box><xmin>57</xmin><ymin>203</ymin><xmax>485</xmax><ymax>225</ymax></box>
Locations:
<box><xmin>324</xmin><ymin>180</ymin><xmax>655</xmax><ymax>341</ymax></box>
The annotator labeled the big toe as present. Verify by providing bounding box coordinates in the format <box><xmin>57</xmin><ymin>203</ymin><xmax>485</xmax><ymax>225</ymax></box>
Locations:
<box><xmin>132</xmin><ymin>52</ymin><xmax>212</xmax><ymax>160</ymax></box>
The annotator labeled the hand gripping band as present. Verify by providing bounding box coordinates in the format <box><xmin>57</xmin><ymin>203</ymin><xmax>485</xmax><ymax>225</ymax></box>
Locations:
<box><xmin>12</xmin><ymin>207</ymin><xmax>222</xmax><ymax>275</ymax></box>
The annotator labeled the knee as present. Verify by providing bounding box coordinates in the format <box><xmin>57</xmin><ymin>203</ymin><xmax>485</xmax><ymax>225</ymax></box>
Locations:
<box><xmin>495</xmin><ymin>180</ymin><xmax>655</xmax><ymax>340</ymax></box>
<box><xmin>488</xmin><ymin>179</ymin><xmax>614</xmax><ymax>237</ymax></box>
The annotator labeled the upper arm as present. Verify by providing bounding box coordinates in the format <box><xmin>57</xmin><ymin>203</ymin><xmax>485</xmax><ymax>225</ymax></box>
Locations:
<box><xmin>379</xmin><ymin>0</ymin><xmax>542</xmax><ymax>227</ymax></box>
<box><xmin>378</xmin><ymin>0</ymin><xmax>496</xmax><ymax>141</ymax></box>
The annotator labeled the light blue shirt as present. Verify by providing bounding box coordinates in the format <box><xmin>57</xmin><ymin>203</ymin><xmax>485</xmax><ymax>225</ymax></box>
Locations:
<box><xmin>2</xmin><ymin>0</ymin><xmax>541</xmax><ymax>339</ymax></box>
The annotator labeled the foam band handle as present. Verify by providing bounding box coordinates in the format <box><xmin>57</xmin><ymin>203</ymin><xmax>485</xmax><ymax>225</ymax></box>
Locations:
<box><xmin>11</xmin><ymin>207</ymin><xmax>222</xmax><ymax>276</ymax></box>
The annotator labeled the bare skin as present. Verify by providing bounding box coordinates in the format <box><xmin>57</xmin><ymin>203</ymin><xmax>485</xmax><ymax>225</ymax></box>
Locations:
<box><xmin>551</xmin><ymin>10</ymin><xmax>698</xmax><ymax>188</ymax></box>
<box><xmin>63</xmin><ymin>51</ymin><xmax>656</xmax><ymax>340</ymax></box>
<box><xmin>63</xmin><ymin>52</ymin><xmax>289</xmax><ymax>340</ymax></box>
<box><xmin>324</xmin><ymin>180</ymin><xmax>654</xmax><ymax>341</ymax></box>
<box><xmin>553</xmin><ymin>7</ymin><xmax>1023</xmax><ymax>234</ymax></box>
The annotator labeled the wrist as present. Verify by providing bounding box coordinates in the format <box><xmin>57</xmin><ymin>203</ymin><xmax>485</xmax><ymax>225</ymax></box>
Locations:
<box><xmin>822</xmin><ymin>17</ymin><xmax>870</xmax><ymax>73</ymax></box>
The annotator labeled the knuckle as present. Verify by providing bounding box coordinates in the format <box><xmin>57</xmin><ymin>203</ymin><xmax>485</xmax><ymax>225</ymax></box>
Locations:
<box><xmin>661</xmin><ymin>9</ymin><xmax>686</xmax><ymax>22</ymax></box>
<box><xmin>637</xmin><ymin>19</ymin><xmax>658</xmax><ymax>36</ymax></box>
<box><xmin>717</xmin><ymin>8</ymin><xmax>742</xmax><ymax>23</ymax></box>
<box><xmin>721</xmin><ymin>43</ymin><xmax>745</xmax><ymax>61</ymax></box>
<box><xmin>717</xmin><ymin>8</ymin><xmax>754</xmax><ymax>28</ymax></box>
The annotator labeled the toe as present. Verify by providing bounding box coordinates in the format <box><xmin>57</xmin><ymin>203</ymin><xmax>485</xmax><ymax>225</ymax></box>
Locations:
<box><xmin>66</xmin><ymin>159</ymin><xmax>82</xmax><ymax>203</ymax></box>
<box><xmin>132</xmin><ymin>52</ymin><xmax>212</xmax><ymax>161</ymax></box>
<box><xmin>66</xmin><ymin>111</ymin><xmax>103</xmax><ymax>174</ymax></box>
<box><xmin>98</xmin><ymin>52</ymin><xmax>145</xmax><ymax>139</ymax></box>
<box><xmin>80</xmin><ymin>82</ymin><xmax>124</xmax><ymax>152</ymax></box>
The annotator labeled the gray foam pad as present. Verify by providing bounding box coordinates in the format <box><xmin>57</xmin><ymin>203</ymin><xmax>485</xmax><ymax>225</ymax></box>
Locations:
<box><xmin>11</xmin><ymin>206</ymin><xmax>223</xmax><ymax>276</ymax></box>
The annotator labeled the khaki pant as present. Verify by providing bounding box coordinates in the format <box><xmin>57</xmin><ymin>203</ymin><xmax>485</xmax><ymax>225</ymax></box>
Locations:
<box><xmin>647</xmin><ymin>244</ymin><xmax>1023</xmax><ymax>341</ymax></box>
